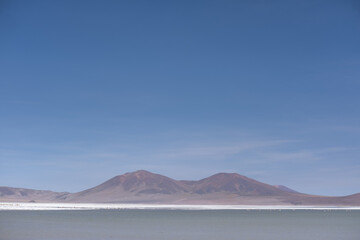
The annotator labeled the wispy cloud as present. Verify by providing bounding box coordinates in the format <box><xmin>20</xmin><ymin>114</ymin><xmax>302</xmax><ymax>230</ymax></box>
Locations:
<box><xmin>250</xmin><ymin>147</ymin><xmax>351</xmax><ymax>163</ymax></box>
<box><xmin>150</xmin><ymin>140</ymin><xmax>293</xmax><ymax>160</ymax></box>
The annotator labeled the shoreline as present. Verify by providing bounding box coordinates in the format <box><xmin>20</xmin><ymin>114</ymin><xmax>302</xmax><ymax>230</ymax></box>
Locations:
<box><xmin>1</xmin><ymin>202</ymin><xmax>360</xmax><ymax>211</ymax></box>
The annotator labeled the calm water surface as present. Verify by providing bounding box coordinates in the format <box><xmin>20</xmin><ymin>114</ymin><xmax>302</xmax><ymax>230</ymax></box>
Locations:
<box><xmin>1</xmin><ymin>209</ymin><xmax>359</xmax><ymax>240</ymax></box>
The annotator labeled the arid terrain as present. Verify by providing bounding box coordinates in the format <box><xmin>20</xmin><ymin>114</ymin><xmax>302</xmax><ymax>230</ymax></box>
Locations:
<box><xmin>1</xmin><ymin>170</ymin><xmax>359</xmax><ymax>205</ymax></box>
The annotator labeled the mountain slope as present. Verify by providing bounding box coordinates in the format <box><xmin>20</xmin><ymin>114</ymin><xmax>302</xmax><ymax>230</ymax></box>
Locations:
<box><xmin>65</xmin><ymin>170</ymin><xmax>191</xmax><ymax>203</ymax></box>
<box><xmin>1</xmin><ymin>170</ymin><xmax>359</xmax><ymax>205</ymax></box>
<box><xmin>273</xmin><ymin>185</ymin><xmax>299</xmax><ymax>193</ymax></box>
<box><xmin>0</xmin><ymin>187</ymin><xmax>69</xmax><ymax>202</ymax></box>
<box><xmin>65</xmin><ymin>171</ymin><xmax>360</xmax><ymax>205</ymax></box>
<box><xmin>66</xmin><ymin>171</ymin><xmax>294</xmax><ymax>203</ymax></box>
<box><xmin>191</xmin><ymin>173</ymin><xmax>289</xmax><ymax>196</ymax></box>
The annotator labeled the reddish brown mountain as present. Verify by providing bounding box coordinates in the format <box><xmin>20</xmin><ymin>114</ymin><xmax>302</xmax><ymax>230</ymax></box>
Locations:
<box><xmin>65</xmin><ymin>170</ymin><xmax>190</xmax><ymax>203</ymax></box>
<box><xmin>1</xmin><ymin>170</ymin><xmax>359</xmax><ymax>205</ymax></box>
<box><xmin>62</xmin><ymin>170</ymin><xmax>360</xmax><ymax>205</ymax></box>
<box><xmin>189</xmin><ymin>173</ymin><xmax>288</xmax><ymax>196</ymax></box>
<box><xmin>86</xmin><ymin>170</ymin><xmax>189</xmax><ymax>194</ymax></box>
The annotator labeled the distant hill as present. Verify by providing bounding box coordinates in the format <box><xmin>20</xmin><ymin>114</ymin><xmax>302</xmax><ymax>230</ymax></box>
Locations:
<box><xmin>184</xmin><ymin>173</ymin><xmax>288</xmax><ymax>195</ymax></box>
<box><xmin>65</xmin><ymin>170</ymin><xmax>191</xmax><ymax>203</ymax></box>
<box><xmin>0</xmin><ymin>186</ymin><xmax>69</xmax><ymax>202</ymax></box>
<box><xmin>1</xmin><ymin>170</ymin><xmax>359</xmax><ymax>205</ymax></box>
<box><xmin>65</xmin><ymin>170</ymin><xmax>291</xmax><ymax>203</ymax></box>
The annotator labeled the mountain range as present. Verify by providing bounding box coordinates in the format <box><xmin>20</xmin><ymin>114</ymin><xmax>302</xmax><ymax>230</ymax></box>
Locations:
<box><xmin>1</xmin><ymin>170</ymin><xmax>359</xmax><ymax>205</ymax></box>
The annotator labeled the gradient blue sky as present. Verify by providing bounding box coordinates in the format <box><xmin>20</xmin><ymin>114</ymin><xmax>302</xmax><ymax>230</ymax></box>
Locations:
<box><xmin>1</xmin><ymin>0</ymin><xmax>360</xmax><ymax>196</ymax></box>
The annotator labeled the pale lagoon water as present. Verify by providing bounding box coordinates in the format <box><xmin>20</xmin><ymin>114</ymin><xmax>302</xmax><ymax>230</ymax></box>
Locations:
<box><xmin>1</xmin><ymin>209</ymin><xmax>359</xmax><ymax>240</ymax></box>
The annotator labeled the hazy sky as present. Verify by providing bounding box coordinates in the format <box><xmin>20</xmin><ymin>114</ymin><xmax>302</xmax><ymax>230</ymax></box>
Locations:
<box><xmin>1</xmin><ymin>0</ymin><xmax>360</xmax><ymax>196</ymax></box>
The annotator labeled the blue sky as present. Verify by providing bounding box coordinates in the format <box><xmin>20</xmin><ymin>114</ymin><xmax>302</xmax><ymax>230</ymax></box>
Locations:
<box><xmin>1</xmin><ymin>0</ymin><xmax>359</xmax><ymax>196</ymax></box>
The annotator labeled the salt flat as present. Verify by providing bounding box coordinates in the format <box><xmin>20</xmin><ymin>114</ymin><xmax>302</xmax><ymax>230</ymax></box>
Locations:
<box><xmin>1</xmin><ymin>202</ymin><xmax>360</xmax><ymax>211</ymax></box>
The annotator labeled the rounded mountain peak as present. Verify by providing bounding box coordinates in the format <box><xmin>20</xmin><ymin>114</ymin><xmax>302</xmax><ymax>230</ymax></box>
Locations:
<box><xmin>92</xmin><ymin>170</ymin><xmax>188</xmax><ymax>195</ymax></box>
<box><xmin>123</xmin><ymin>170</ymin><xmax>156</xmax><ymax>180</ymax></box>
<box><xmin>193</xmin><ymin>172</ymin><xmax>285</xmax><ymax>195</ymax></box>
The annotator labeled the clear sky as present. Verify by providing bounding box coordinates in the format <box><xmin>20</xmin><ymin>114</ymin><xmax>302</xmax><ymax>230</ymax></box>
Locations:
<box><xmin>1</xmin><ymin>0</ymin><xmax>359</xmax><ymax>196</ymax></box>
